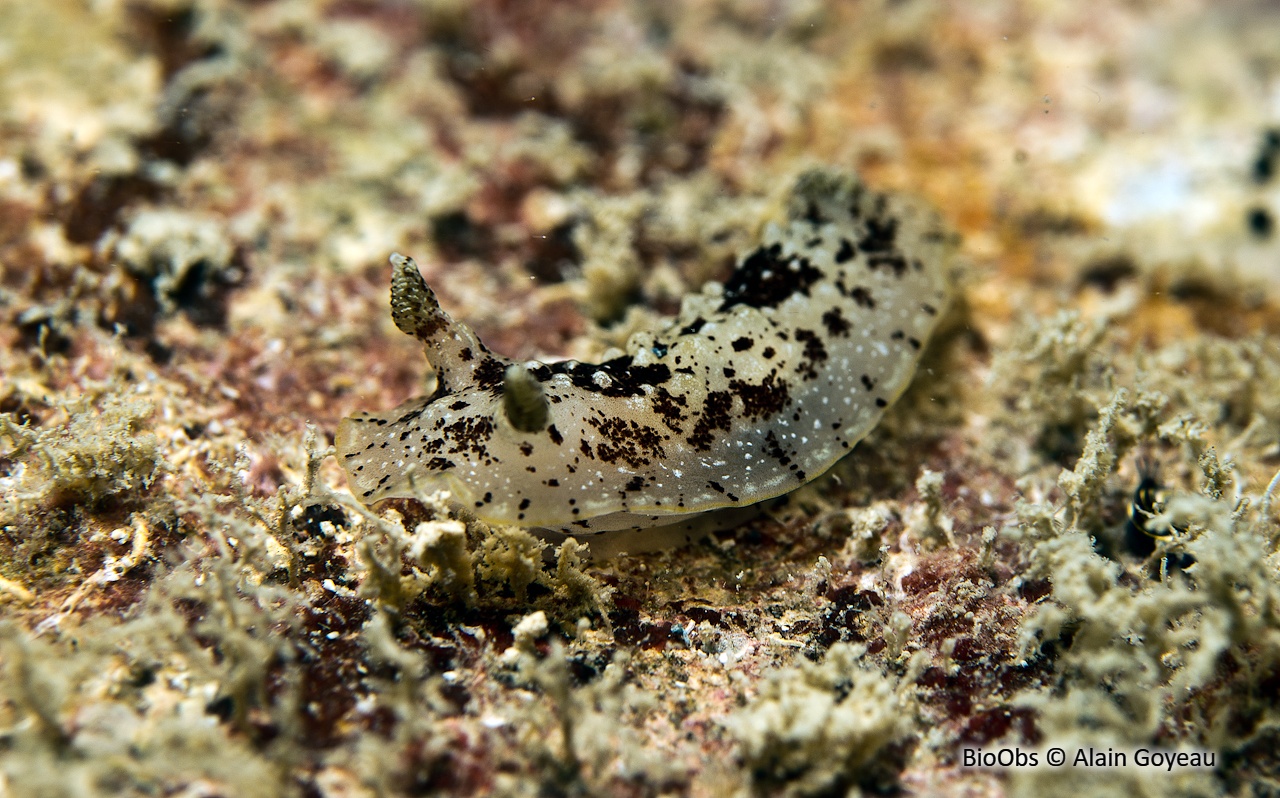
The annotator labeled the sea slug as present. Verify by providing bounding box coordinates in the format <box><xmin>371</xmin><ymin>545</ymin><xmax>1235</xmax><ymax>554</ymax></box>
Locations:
<box><xmin>337</xmin><ymin>169</ymin><xmax>953</xmax><ymax>534</ymax></box>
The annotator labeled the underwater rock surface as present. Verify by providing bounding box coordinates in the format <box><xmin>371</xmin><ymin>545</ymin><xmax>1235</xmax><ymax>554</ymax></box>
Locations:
<box><xmin>1</xmin><ymin>1</ymin><xmax>1278</xmax><ymax>795</ymax></box>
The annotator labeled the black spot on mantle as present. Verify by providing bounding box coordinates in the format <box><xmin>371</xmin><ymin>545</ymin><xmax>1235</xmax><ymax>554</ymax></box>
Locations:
<box><xmin>472</xmin><ymin>357</ymin><xmax>509</xmax><ymax>392</ymax></box>
<box><xmin>531</xmin><ymin>356</ymin><xmax>672</xmax><ymax>399</ymax></box>
<box><xmin>858</xmin><ymin>217</ymin><xmax>898</xmax><ymax>253</ymax></box>
<box><xmin>719</xmin><ymin>244</ymin><xmax>824</xmax><ymax>312</ymax></box>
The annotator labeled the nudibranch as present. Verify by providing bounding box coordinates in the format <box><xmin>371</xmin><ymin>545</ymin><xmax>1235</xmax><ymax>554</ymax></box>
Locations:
<box><xmin>337</xmin><ymin>169</ymin><xmax>953</xmax><ymax>534</ymax></box>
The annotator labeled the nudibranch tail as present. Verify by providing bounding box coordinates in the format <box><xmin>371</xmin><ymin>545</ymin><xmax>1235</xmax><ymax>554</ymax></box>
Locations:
<box><xmin>389</xmin><ymin>253</ymin><xmax>495</xmax><ymax>394</ymax></box>
<box><xmin>339</xmin><ymin>169</ymin><xmax>954</xmax><ymax>536</ymax></box>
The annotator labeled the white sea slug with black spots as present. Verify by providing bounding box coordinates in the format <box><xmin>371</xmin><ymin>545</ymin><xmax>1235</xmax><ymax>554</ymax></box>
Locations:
<box><xmin>337</xmin><ymin>169</ymin><xmax>954</xmax><ymax>534</ymax></box>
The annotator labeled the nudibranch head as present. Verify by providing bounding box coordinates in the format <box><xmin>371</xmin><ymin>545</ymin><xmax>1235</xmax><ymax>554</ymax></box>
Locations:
<box><xmin>336</xmin><ymin>169</ymin><xmax>954</xmax><ymax>534</ymax></box>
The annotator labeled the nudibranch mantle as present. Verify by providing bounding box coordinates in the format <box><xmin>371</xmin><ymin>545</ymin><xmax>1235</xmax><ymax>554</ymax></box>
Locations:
<box><xmin>337</xmin><ymin>169</ymin><xmax>953</xmax><ymax>534</ymax></box>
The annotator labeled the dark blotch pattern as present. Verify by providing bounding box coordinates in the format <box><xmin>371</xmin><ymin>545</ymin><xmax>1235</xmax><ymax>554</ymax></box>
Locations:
<box><xmin>835</xmin><ymin>238</ymin><xmax>855</xmax><ymax>263</ymax></box>
<box><xmin>858</xmin><ymin>217</ymin><xmax>898</xmax><ymax>253</ymax></box>
<box><xmin>732</xmin><ymin>374</ymin><xmax>791</xmax><ymax>419</ymax></box>
<box><xmin>688</xmin><ymin>391</ymin><xmax>734</xmax><ymax>451</ymax></box>
<box><xmin>821</xmin><ymin>307</ymin><xmax>851</xmax><ymax>336</ymax></box>
<box><xmin>793</xmin><ymin>329</ymin><xmax>828</xmax><ymax>380</ymax></box>
<box><xmin>588</xmin><ymin>416</ymin><xmax>667</xmax><ymax>468</ymax></box>
<box><xmin>535</xmin><ymin>356</ymin><xmax>672</xmax><ymax>399</ymax></box>
<box><xmin>719</xmin><ymin>244</ymin><xmax>824</xmax><ymax>311</ymax></box>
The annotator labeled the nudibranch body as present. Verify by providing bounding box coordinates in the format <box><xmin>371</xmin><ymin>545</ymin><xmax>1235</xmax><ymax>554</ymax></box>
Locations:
<box><xmin>337</xmin><ymin>170</ymin><xmax>953</xmax><ymax>534</ymax></box>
